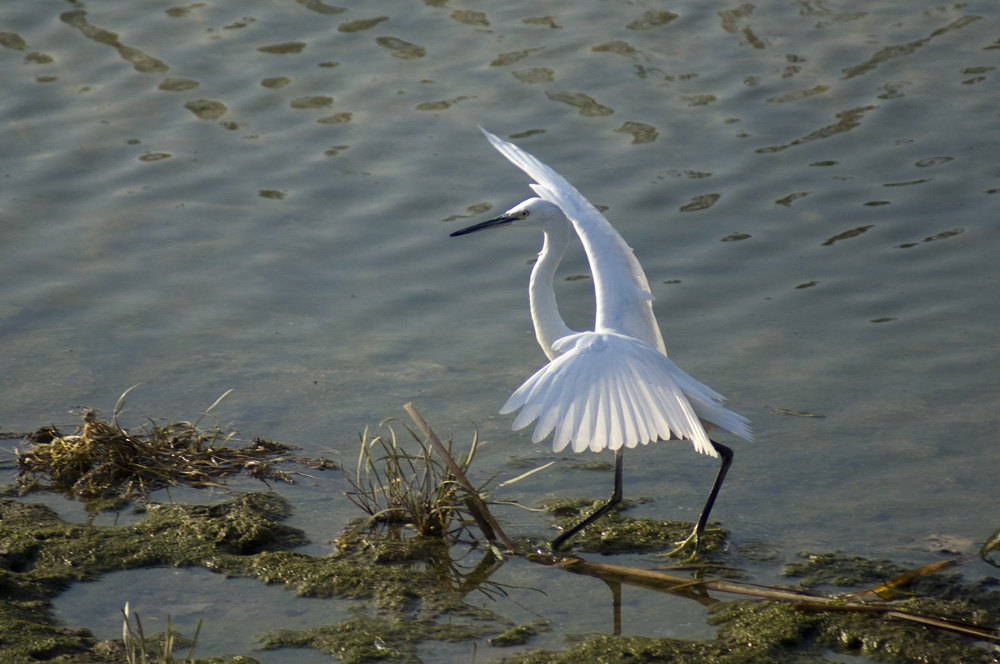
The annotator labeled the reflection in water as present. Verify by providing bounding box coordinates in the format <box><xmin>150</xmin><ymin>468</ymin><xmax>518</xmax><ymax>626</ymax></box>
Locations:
<box><xmin>338</xmin><ymin>16</ymin><xmax>389</xmax><ymax>33</ymax></box>
<box><xmin>680</xmin><ymin>193</ymin><xmax>722</xmax><ymax>212</ymax></box>
<box><xmin>450</xmin><ymin>10</ymin><xmax>490</xmax><ymax>28</ymax></box>
<box><xmin>159</xmin><ymin>77</ymin><xmax>199</xmax><ymax>91</ymax></box>
<box><xmin>592</xmin><ymin>40</ymin><xmax>639</xmax><ymax>59</ymax></box>
<box><xmin>626</xmin><ymin>11</ymin><xmax>679</xmax><ymax>31</ymax></box>
<box><xmin>490</xmin><ymin>48</ymin><xmax>544</xmax><ymax>67</ymax></box>
<box><xmin>757</xmin><ymin>105</ymin><xmax>878</xmax><ymax>153</ymax></box>
<box><xmin>822</xmin><ymin>225</ymin><xmax>874</xmax><ymax>246</ymax></box>
<box><xmin>296</xmin><ymin>0</ymin><xmax>348</xmax><ymax>16</ymax></box>
<box><xmin>614</xmin><ymin>121</ymin><xmax>658</xmax><ymax>145</ymax></box>
<box><xmin>841</xmin><ymin>15</ymin><xmax>982</xmax><ymax>79</ymax></box>
<box><xmin>545</xmin><ymin>90</ymin><xmax>614</xmax><ymax>116</ymax></box>
<box><xmin>257</xmin><ymin>41</ymin><xmax>307</xmax><ymax>53</ymax></box>
<box><xmin>766</xmin><ymin>84</ymin><xmax>830</xmax><ymax>103</ymax></box>
<box><xmin>184</xmin><ymin>99</ymin><xmax>228</xmax><ymax>119</ymax></box>
<box><xmin>512</xmin><ymin>67</ymin><xmax>555</xmax><ymax>84</ymax></box>
<box><xmin>60</xmin><ymin>10</ymin><xmax>168</xmax><ymax>73</ymax></box>
<box><xmin>416</xmin><ymin>96</ymin><xmax>473</xmax><ymax>111</ymax></box>
<box><xmin>375</xmin><ymin>36</ymin><xmax>427</xmax><ymax>58</ymax></box>
<box><xmin>290</xmin><ymin>95</ymin><xmax>334</xmax><ymax>109</ymax></box>
<box><xmin>3</xmin><ymin>0</ymin><xmax>1000</xmax><ymax>658</ymax></box>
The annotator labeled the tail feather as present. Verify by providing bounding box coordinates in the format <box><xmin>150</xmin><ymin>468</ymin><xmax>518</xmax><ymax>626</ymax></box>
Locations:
<box><xmin>502</xmin><ymin>332</ymin><xmax>751</xmax><ymax>457</ymax></box>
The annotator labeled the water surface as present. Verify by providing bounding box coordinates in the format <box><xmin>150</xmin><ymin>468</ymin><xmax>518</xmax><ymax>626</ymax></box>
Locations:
<box><xmin>2</xmin><ymin>0</ymin><xmax>998</xmax><ymax>658</ymax></box>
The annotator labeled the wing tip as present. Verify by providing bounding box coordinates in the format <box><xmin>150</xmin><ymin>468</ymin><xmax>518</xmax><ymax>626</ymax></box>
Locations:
<box><xmin>479</xmin><ymin>125</ymin><xmax>503</xmax><ymax>147</ymax></box>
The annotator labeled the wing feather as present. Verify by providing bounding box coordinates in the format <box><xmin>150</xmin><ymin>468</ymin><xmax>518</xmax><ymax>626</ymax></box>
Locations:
<box><xmin>502</xmin><ymin>332</ymin><xmax>751</xmax><ymax>457</ymax></box>
<box><xmin>483</xmin><ymin>128</ymin><xmax>753</xmax><ymax>453</ymax></box>
<box><xmin>481</xmin><ymin>127</ymin><xmax>666</xmax><ymax>354</ymax></box>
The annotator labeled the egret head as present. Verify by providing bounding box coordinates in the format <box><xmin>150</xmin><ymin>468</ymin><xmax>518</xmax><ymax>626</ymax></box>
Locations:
<box><xmin>449</xmin><ymin>198</ymin><xmax>565</xmax><ymax>237</ymax></box>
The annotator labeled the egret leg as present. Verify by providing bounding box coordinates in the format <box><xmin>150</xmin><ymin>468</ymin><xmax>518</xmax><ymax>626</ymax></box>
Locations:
<box><xmin>551</xmin><ymin>449</ymin><xmax>624</xmax><ymax>551</ymax></box>
<box><xmin>605</xmin><ymin>579</ymin><xmax>622</xmax><ymax>636</ymax></box>
<box><xmin>670</xmin><ymin>440</ymin><xmax>734</xmax><ymax>557</ymax></box>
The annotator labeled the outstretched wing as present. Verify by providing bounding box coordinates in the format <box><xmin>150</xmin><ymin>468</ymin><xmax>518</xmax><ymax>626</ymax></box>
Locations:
<box><xmin>501</xmin><ymin>331</ymin><xmax>752</xmax><ymax>457</ymax></box>
<box><xmin>480</xmin><ymin>127</ymin><xmax>666</xmax><ymax>355</ymax></box>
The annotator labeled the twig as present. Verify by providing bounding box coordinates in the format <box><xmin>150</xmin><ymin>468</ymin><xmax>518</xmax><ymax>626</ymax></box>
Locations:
<box><xmin>554</xmin><ymin>557</ymin><xmax>826</xmax><ymax>603</ymax></box>
<box><xmin>398</xmin><ymin>403</ymin><xmax>1000</xmax><ymax>646</ymax></box>
<box><xmin>796</xmin><ymin>602</ymin><xmax>1000</xmax><ymax>643</ymax></box>
<box><xmin>404</xmin><ymin>403</ymin><xmax>514</xmax><ymax>551</ymax></box>
<box><xmin>546</xmin><ymin>556</ymin><xmax>1000</xmax><ymax>645</ymax></box>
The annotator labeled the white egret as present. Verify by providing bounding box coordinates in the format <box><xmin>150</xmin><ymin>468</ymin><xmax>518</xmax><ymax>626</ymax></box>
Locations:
<box><xmin>451</xmin><ymin>128</ymin><xmax>752</xmax><ymax>553</ymax></box>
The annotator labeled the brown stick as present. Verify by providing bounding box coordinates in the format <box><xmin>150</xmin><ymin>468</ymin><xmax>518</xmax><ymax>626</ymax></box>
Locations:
<box><xmin>555</xmin><ymin>557</ymin><xmax>829</xmax><ymax>603</ymax></box>
<box><xmin>550</xmin><ymin>557</ymin><xmax>1000</xmax><ymax>645</ymax></box>
<box><xmin>399</xmin><ymin>404</ymin><xmax>1000</xmax><ymax>645</ymax></box>
<box><xmin>404</xmin><ymin>403</ymin><xmax>515</xmax><ymax>551</ymax></box>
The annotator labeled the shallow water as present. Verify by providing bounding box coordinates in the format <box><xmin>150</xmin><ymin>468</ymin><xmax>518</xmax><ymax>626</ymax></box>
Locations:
<box><xmin>54</xmin><ymin>567</ymin><xmax>345</xmax><ymax>664</ymax></box>
<box><xmin>3</xmin><ymin>0</ymin><xmax>999</xmax><ymax>659</ymax></box>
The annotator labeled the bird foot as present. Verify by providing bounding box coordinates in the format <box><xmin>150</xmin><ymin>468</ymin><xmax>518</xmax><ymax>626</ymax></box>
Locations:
<box><xmin>665</xmin><ymin>525</ymin><xmax>723</xmax><ymax>559</ymax></box>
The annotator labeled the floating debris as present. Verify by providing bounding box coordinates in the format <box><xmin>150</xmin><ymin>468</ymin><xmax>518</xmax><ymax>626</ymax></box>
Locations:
<box><xmin>14</xmin><ymin>389</ymin><xmax>334</xmax><ymax>512</ymax></box>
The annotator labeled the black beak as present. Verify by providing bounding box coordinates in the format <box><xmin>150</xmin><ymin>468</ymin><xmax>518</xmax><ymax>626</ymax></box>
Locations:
<box><xmin>449</xmin><ymin>214</ymin><xmax>515</xmax><ymax>237</ymax></box>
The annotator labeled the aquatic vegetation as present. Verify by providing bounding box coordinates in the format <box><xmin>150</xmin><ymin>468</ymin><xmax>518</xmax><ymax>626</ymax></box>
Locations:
<box><xmin>0</xmin><ymin>491</ymin><xmax>507</xmax><ymax>662</ymax></box>
<box><xmin>2</xmin><ymin>405</ymin><xmax>999</xmax><ymax>664</ymax></box>
<box><xmin>258</xmin><ymin>612</ymin><xmax>491</xmax><ymax>664</ymax></box>
<box><xmin>784</xmin><ymin>551</ymin><xmax>908</xmax><ymax>589</ymax></box>
<box><xmin>122</xmin><ymin>602</ymin><xmax>201</xmax><ymax>664</ymax></box>
<box><xmin>340</xmin><ymin>416</ymin><xmax>487</xmax><ymax>543</ymax></box>
<box><xmin>539</xmin><ymin>497</ymin><xmax>726</xmax><ymax>555</ymax></box>
<box><xmin>13</xmin><ymin>389</ymin><xmax>332</xmax><ymax>513</ymax></box>
<box><xmin>0</xmin><ymin>492</ymin><xmax>307</xmax><ymax>662</ymax></box>
<box><xmin>488</xmin><ymin>620</ymin><xmax>554</xmax><ymax>647</ymax></box>
<box><xmin>1</xmin><ymin>480</ymin><xmax>998</xmax><ymax>663</ymax></box>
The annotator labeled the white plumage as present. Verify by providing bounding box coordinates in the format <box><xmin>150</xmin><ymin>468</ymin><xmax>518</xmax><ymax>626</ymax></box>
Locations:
<box><xmin>465</xmin><ymin>128</ymin><xmax>751</xmax><ymax>455</ymax></box>
<box><xmin>450</xmin><ymin>128</ymin><xmax>752</xmax><ymax>552</ymax></box>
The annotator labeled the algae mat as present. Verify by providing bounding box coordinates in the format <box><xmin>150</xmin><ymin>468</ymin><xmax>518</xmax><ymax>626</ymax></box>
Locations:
<box><xmin>1</xmin><ymin>491</ymin><xmax>998</xmax><ymax>663</ymax></box>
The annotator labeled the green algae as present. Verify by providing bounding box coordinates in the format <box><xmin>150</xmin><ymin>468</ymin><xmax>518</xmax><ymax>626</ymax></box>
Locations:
<box><xmin>711</xmin><ymin>598</ymin><xmax>998</xmax><ymax>664</ymax></box>
<box><xmin>492</xmin><ymin>596</ymin><xmax>997</xmax><ymax>664</ymax></box>
<box><xmin>540</xmin><ymin>497</ymin><xmax>726</xmax><ymax>555</ymax></box>
<box><xmin>487</xmin><ymin>620</ymin><xmax>553</xmax><ymax>647</ymax></box>
<box><xmin>258</xmin><ymin>612</ymin><xmax>490</xmax><ymax>663</ymax></box>
<box><xmin>491</xmin><ymin>633</ymin><xmax>755</xmax><ymax>664</ymax></box>
<box><xmin>557</xmin><ymin>459</ymin><xmax>615</xmax><ymax>471</ymax></box>
<box><xmin>0</xmin><ymin>492</ymin><xmax>303</xmax><ymax>663</ymax></box>
<box><xmin>2</xmin><ymin>488</ymin><xmax>998</xmax><ymax>664</ymax></box>
<box><xmin>0</xmin><ymin>492</ymin><xmax>507</xmax><ymax>663</ymax></box>
<box><xmin>7</xmin><ymin>406</ymin><xmax>997</xmax><ymax>664</ymax></box>
<box><xmin>784</xmin><ymin>552</ymin><xmax>908</xmax><ymax>589</ymax></box>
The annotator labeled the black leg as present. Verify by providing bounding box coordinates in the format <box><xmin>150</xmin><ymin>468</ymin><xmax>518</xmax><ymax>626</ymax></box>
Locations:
<box><xmin>673</xmin><ymin>440</ymin><xmax>734</xmax><ymax>555</ymax></box>
<box><xmin>551</xmin><ymin>448</ymin><xmax>624</xmax><ymax>551</ymax></box>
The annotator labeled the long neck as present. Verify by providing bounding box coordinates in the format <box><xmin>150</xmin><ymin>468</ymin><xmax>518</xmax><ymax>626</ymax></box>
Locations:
<box><xmin>530</xmin><ymin>224</ymin><xmax>575</xmax><ymax>360</ymax></box>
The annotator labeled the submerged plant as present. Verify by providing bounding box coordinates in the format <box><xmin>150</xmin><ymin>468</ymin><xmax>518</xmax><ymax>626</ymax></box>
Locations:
<box><xmin>341</xmin><ymin>419</ymin><xmax>487</xmax><ymax>543</ymax></box>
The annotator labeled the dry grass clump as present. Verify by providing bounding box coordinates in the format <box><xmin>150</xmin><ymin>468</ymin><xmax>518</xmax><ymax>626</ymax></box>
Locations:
<box><xmin>15</xmin><ymin>388</ymin><xmax>319</xmax><ymax>512</ymax></box>
<box><xmin>341</xmin><ymin>418</ymin><xmax>487</xmax><ymax>543</ymax></box>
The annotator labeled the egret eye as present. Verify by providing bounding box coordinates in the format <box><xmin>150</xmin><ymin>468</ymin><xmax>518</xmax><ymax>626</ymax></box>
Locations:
<box><xmin>519</xmin><ymin>210</ymin><xmax>529</xmax><ymax>219</ymax></box>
